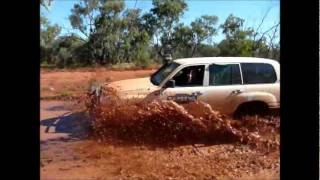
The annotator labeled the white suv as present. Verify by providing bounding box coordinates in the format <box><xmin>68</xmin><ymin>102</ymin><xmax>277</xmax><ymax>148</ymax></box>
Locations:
<box><xmin>108</xmin><ymin>57</ymin><xmax>280</xmax><ymax>117</ymax></box>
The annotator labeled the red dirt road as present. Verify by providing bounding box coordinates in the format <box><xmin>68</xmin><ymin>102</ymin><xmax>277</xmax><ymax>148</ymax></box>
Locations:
<box><xmin>41</xmin><ymin>69</ymin><xmax>155</xmax><ymax>98</ymax></box>
<box><xmin>40</xmin><ymin>101</ymin><xmax>279</xmax><ymax>180</ymax></box>
<box><xmin>40</xmin><ymin>69</ymin><xmax>279</xmax><ymax>180</ymax></box>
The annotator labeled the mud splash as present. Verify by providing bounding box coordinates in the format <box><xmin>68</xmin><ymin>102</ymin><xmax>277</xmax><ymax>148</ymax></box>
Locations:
<box><xmin>86</xmin><ymin>86</ymin><xmax>279</xmax><ymax>153</ymax></box>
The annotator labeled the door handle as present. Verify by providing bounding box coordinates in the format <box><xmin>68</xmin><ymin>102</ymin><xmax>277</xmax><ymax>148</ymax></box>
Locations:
<box><xmin>232</xmin><ymin>89</ymin><xmax>243</xmax><ymax>94</ymax></box>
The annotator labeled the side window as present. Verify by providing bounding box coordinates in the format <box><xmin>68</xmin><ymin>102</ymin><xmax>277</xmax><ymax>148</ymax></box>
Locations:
<box><xmin>172</xmin><ymin>65</ymin><xmax>205</xmax><ymax>87</ymax></box>
<box><xmin>241</xmin><ymin>63</ymin><xmax>277</xmax><ymax>84</ymax></box>
<box><xmin>209</xmin><ymin>64</ymin><xmax>242</xmax><ymax>86</ymax></box>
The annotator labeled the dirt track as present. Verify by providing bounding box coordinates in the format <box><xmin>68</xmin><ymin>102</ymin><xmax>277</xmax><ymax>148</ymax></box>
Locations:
<box><xmin>40</xmin><ymin>69</ymin><xmax>279</xmax><ymax>180</ymax></box>
<box><xmin>41</xmin><ymin>69</ymin><xmax>155</xmax><ymax>99</ymax></box>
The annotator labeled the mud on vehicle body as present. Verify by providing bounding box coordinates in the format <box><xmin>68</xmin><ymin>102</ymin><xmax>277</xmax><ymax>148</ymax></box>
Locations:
<box><xmin>99</xmin><ymin>57</ymin><xmax>280</xmax><ymax>118</ymax></box>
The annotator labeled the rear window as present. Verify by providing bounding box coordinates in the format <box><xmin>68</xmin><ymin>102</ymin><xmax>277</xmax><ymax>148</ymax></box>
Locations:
<box><xmin>241</xmin><ymin>63</ymin><xmax>277</xmax><ymax>84</ymax></box>
<box><xmin>209</xmin><ymin>64</ymin><xmax>242</xmax><ymax>86</ymax></box>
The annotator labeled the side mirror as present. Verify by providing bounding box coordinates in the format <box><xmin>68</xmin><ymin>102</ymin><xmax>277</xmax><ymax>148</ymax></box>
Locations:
<box><xmin>164</xmin><ymin>79</ymin><xmax>175</xmax><ymax>88</ymax></box>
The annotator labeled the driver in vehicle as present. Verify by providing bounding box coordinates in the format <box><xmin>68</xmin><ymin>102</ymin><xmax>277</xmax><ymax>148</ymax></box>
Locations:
<box><xmin>187</xmin><ymin>69</ymin><xmax>194</xmax><ymax>84</ymax></box>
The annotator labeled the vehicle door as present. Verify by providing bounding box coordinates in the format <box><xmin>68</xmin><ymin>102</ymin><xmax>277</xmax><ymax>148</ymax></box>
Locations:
<box><xmin>200</xmin><ymin>63</ymin><xmax>246</xmax><ymax>114</ymax></box>
<box><xmin>240</xmin><ymin>63</ymin><xmax>279</xmax><ymax>107</ymax></box>
<box><xmin>160</xmin><ymin>65</ymin><xmax>207</xmax><ymax>103</ymax></box>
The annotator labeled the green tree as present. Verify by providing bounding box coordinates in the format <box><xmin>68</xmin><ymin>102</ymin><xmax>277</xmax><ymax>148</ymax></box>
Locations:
<box><xmin>218</xmin><ymin>14</ymin><xmax>254</xmax><ymax>56</ymax></box>
<box><xmin>40</xmin><ymin>19</ymin><xmax>61</xmax><ymax>48</ymax></box>
<box><xmin>40</xmin><ymin>0</ymin><xmax>52</xmax><ymax>11</ymax></box>
<box><xmin>122</xmin><ymin>9</ymin><xmax>151</xmax><ymax>64</ymax></box>
<box><xmin>40</xmin><ymin>0</ymin><xmax>62</xmax><ymax>64</ymax></box>
<box><xmin>69</xmin><ymin>0</ymin><xmax>100</xmax><ymax>63</ymax></box>
<box><xmin>90</xmin><ymin>0</ymin><xmax>126</xmax><ymax>64</ymax></box>
<box><xmin>41</xmin><ymin>1</ymin><xmax>280</xmax><ymax>68</ymax></box>
<box><xmin>69</xmin><ymin>0</ymin><xmax>99</xmax><ymax>38</ymax></box>
<box><xmin>40</xmin><ymin>15</ymin><xmax>61</xmax><ymax>64</ymax></box>
<box><xmin>171</xmin><ymin>15</ymin><xmax>218</xmax><ymax>58</ymax></box>
<box><xmin>190</xmin><ymin>15</ymin><xmax>218</xmax><ymax>56</ymax></box>
<box><xmin>69</xmin><ymin>0</ymin><xmax>152</xmax><ymax>66</ymax></box>
<box><xmin>171</xmin><ymin>24</ymin><xmax>194</xmax><ymax>58</ymax></box>
<box><xmin>148</xmin><ymin>0</ymin><xmax>187</xmax><ymax>60</ymax></box>
<box><xmin>52</xmin><ymin>34</ymin><xmax>85</xmax><ymax>67</ymax></box>
<box><xmin>221</xmin><ymin>14</ymin><xmax>247</xmax><ymax>39</ymax></box>
<box><xmin>196</xmin><ymin>44</ymin><xmax>220</xmax><ymax>57</ymax></box>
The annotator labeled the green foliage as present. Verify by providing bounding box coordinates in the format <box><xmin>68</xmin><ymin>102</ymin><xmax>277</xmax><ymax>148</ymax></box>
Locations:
<box><xmin>195</xmin><ymin>44</ymin><xmax>220</xmax><ymax>57</ymax></box>
<box><xmin>172</xmin><ymin>24</ymin><xmax>194</xmax><ymax>57</ymax></box>
<box><xmin>218</xmin><ymin>14</ymin><xmax>260</xmax><ymax>57</ymax></box>
<box><xmin>191</xmin><ymin>15</ymin><xmax>218</xmax><ymax>44</ymax></box>
<box><xmin>69</xmin><ymin>0</ymin><xmax>99</xmax><ymax>37</ymax></box>
<box><xmin>41</xmin><ymin>1</ymin><xmax>280</xmax><ymax>68</ymax></box>
<box><xmin>171</xmin><ymin>15</ymin><xmax>219</xmax><ymax>58</ymax></box>
<box><xmin>221</xmin><ymin>14</ymin><xmax>249</xmax><ymax>39</ymax></box>
<box><xmin>190</xmin><ymin>15</ymin><xmax>218</xmax><ymax>56</ymax></box>
<box><xmin>40</xmin><ymin>14</ymin><xmax>62</xmax><ymax>64</ymax></box>
<box><xmin>68</xmin><ymin>0</ymin><xmax>152</xmax><ymax>65</ymax></box>
<box><xmin>134</xmin><ymin>48</ymin><xmax>152</xmax><ymax>67</ymax></box>
<box><xmin>40</xmin><ymin>0</ymin><xmax>51</xmax><ymax>11</ymax></box>
<box><xmin>40</xmin><ymin>17</ymin><xmax>61</xmax><ymax>48</ymax></box>
<box><xmin>218</xmin><ymin>39</ymin><xmax>253</xmax><ymax>56</ymax></box>
<box><xmin>150</xmin><ymin>0</ymin><xmax>188</xmax><ymax>56</ymax></box>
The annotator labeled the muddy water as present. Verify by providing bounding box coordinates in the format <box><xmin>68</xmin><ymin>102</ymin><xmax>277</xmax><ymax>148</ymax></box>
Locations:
<box><xmin>86</xmin><ymin>86</ymin><xmax>279</xmax><ymax>153</ymax></box>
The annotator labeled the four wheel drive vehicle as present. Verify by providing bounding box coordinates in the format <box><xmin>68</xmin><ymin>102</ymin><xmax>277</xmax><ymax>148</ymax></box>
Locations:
<box><xmin>105</xmin><ymin>57</ymin><xmax>280</xmax><ymax>117</ymax></box>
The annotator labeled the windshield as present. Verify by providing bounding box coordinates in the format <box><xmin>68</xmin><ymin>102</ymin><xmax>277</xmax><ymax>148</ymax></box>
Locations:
<box><xmin>151</xmin><ymin>62</ymin><xmax>179</xmax><ymax>86</ymax></box>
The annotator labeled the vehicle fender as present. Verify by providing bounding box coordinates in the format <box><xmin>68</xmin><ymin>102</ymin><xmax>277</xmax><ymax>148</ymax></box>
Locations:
<box><xmin>231</xmin><ymin>91</ymin><xmax>278</xmax><ymax>113</ymax></box>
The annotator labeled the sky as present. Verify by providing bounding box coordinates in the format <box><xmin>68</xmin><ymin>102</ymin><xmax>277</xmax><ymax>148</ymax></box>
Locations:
<box><xmin>41</xmin><ymin>0</ymin><xmax>280</xmax><ymax>43</ymax></box>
